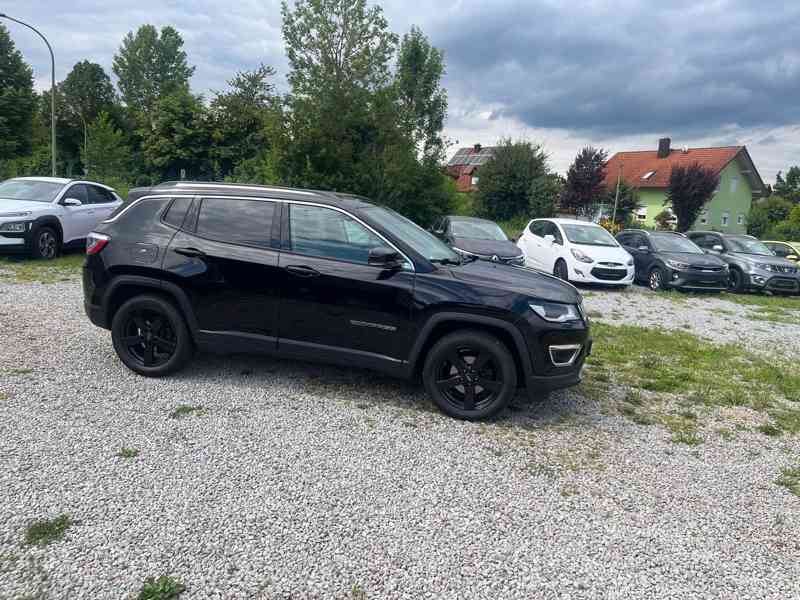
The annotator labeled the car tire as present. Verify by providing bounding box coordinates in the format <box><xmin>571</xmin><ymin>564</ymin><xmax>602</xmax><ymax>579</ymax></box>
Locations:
<box><xmin>422</xmin><ymin>330</ymin><xmax>517</xmax><ymax>421</ymax></box>
<box><xmin>554</xmin><ymin>259</ymin><xmax>569</xmax><ymax>281</ymax></box>
<box><xmin>728</xmin><ymin>268</ymin><xmax>745</xmax><ymax>293</ymax></box>
<box><xmin>30</xmin><ymin>225</ymin><xmax>59</xmax><ymax>260</ymax></box>
<box><xmin>111</xmin><ymin>294</ymin><xmax>193</xmax><ymax>377</ymax></box>
<box><xmin>648</xmin><ymin>266</ymin><xmax>664</xmax><ymax>291</ymax></box>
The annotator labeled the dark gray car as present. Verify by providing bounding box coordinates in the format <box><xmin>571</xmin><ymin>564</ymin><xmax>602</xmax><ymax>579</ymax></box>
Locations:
<box><xmin>431</xmin><ymin>215</ymin><xmax>524</xmax><ymax>266</ymax></box>
<box><xmin>687</xmin><ymin>231</ymin><xmax>800</xmax><ymax>294</ymax></box>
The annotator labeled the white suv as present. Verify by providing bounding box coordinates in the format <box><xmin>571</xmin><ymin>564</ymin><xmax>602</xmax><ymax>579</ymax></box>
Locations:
<box><xmin>0</xmin><ymin>177</ymin><xmax>122</xmax><ymax>259</ymax></box>
<box><xmin>517</xmin><ymin>218</ymin><xmax>634</xmax><ymax>286</ymax></box>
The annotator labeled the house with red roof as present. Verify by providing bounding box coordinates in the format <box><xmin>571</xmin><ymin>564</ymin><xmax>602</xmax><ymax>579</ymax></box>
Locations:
<box><xmin>604</xmin><ymin>138</ymin><xmax>765</xmax><ymax>234</ymax></box>
<box><xmin>446</xmin><ymin>144</ymin><xmax>497</xmax><ymax>192</ymax></box>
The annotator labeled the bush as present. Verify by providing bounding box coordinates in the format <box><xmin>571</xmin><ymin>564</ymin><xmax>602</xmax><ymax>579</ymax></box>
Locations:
<box><xmin>747</xmin><ymin>196</ymin><xmax>794</xmax><ymax>238</ymax></box>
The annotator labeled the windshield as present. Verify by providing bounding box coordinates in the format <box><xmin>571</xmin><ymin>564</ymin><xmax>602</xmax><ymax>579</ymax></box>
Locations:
<box><xmin>650</xmin><ymin>234</ymin><xmax>703</xmax><ymax>254</ymax></box>
<box><xmin>562</xmin><ymin>224</ymin><xmax>618</xmax><ymax>247</ymax></box>
<box><xmin>726</xmin><ymin>236</ymin><xmax>773</xmax><ymax>256</ymax></box>
<box><xmin>361</xmin><ymin>207</ymin><xmax>461</xmax><ymax>263</ymax></box>
<box><xmin>0</xmin><ymin>179</ymin><xmax>65</xmax><ymax>203</ymax></box>
<box><xmin>451</xmin><ymin>219</ymin><xmax>508</xmax><ymax>241</ymax></box>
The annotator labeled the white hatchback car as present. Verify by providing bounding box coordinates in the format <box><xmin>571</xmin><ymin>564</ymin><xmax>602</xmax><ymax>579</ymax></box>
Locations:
<box><xmin>0</xmin><ymin>177</ymin><xmax>122</xmax><ymax>259</ymax></box>
<box><xmin>517</xmin><ymin>218</ymin><xmax>634</xmax><ymax>286</ymax></box>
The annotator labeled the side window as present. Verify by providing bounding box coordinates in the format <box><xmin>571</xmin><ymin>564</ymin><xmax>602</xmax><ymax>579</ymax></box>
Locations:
<box><xmin>770</xmin><ymin>244</ymin><xmax>789</xmax><ymax>258</ymax></box>
<box><xmin>196</xmin><ymin>197</ymin><xmax>275</xmax><ymax>248</ymax></box>
<box><xmin>162</xmin><ymin>197</ymin><xmax>193</xmax><ymax>229</ymax></box>
<box><xmin>529</xmin><ymin>221</ymin><xmax>545</xmax><ymax>237</ymax></box>
<box><xmin>86</xmin><ymin>185</ymin><xmax>109</xmax><ymax>204</ymax></box>
<box><xmin>550</xmin><ymin>223</ymin><xmax>564</xmax><ymax>244</ymax></box>
<box><xmin>289</xmin><ymin>204</ymin><xmax>387</xmax><ymax>264</ymax></box>
<box><xmin>65</xmin><ymin>184</ymin><xmax>88</xmax><ymax>204</ymax></box>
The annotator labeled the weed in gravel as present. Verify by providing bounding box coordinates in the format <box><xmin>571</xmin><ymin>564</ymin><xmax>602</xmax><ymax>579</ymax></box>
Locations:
<box><xmin>169</xmin><ymin>405</ymin><xmax>206</xmax><ymax>419</ymax></box>
<box><xmin>671</xmin><ymin>430</ymin><xmax>704</xmax><ymax>446</ymax></box>
<box><xmin>137</xmin><ymin>575</ymin><xmax>186</xmax><ymax>600</ymax></box>
<box><xmin>775</xmin><ymin>466</ymin><xmax>800</xmax><ymax>497</ymax></box>
<box><xmin>7</xmin><ymin>368</ymin><xmax>33</xmax><ymax>376</ymax></box>
<box><xmin>758</xmin><ymin>423</ymin><xmax>782</xmax><ymax>437</ymax></box>
<box><xmin>117</xmin><ymin>447</ymin><xmax>140</xmax><ymax>458</ymax></box>
<box><xmin>769</xmin><ymin>407</ymin><xmax>800</xmax><ymax>434</ymax></box>
<box><xmin>24</xmin><ymin>514</ymin><xmax>72</xmax><ymax>546</ymax></box>
<box><xmin>716</xmin><ymin>427</ymin><xmax>735</xmax><ymax>441</ymax></box>
<box><xmin>350</xmin><ymin>584</ymin><xmax>367</xmax><ymax>599</ymax></box>
<box><xmin>560</xmin><ymin>485</ymin><xmax>580</xmax><ymax>498</ymax></box>
<box><xmin>0</xmin><ymin>392</ymin><xmax>7</xmax><ymax>401</ymax></box>
<box><xmin>587</xmin><ymin>310</ymin><xmax>603</xmax><ymax>319</ymax></box>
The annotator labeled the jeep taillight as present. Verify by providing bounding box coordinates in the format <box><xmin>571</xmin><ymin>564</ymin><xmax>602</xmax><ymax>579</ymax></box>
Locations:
<box><xmin>86</xmin><ymin>232</ymin><xmax>110</xmax><ymax>255</ymax></box>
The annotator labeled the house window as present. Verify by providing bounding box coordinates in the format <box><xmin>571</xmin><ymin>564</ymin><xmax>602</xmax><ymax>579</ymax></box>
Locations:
<box><xmin>737</xmin><ymin>213</ymin><xmax>744</xmax><ymax>225</ymax></box>
<box><xmin>471</xmin><ymin>176</ymin><xmax>479</xmax><ymax>186</ymax></box>
<box><xmin>700</xmin><ymin>210</ymin><xmax>708</xmax><ymax>225</ymax></box>
<box><xmin>730</xmin><ymin>176</ymin><xmax>739</xmax><ymax>193</ymax></box>
<box><xmin>721</xmin><ymin>212</ymin><xmax>730</xmax><ymax>227</ymax></box>
<box><xmin>635</xmin><ymin>207</ymin><xmax>647</xmax><ymax>222</ymax></box>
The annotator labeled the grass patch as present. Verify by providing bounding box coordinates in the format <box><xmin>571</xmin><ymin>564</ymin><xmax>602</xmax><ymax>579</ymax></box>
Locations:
<box><xmin>775</xmin><ymin>466</ymin><xmax>800</xmax><ymax>497</ymax></box>
<box><xmin>757</xmin><ymin>423</ymin><xmax>782</xmax><ymax>437</ymax></box>
<box><xmin>0</xmin><ymin>254</ymin><xmax>84</xmax><ymax>284</ymax></box>
<box><xmin>748</xmin><ymin>306</ymin><xmax>796</xmax><ymax>324</ymax></box>
<box><xmin>0</xmin><ymin>392</ymin><xmax>7</xmax><ymax>401</ymax></box>
<box><xmin>138</xmin><ymin>575</ymin><xmax>186</xmax><ymax>600</ymax></box>
<box><xmin>169</xmin><ymin>405</ymin><xmax>206</xmax><ymax>419</ymax></box>
<box><xmin>560</xmin><ymin>485</ymin><xmax>580</xmax><ymax>498</ymax></box>
<box><xmin>117</xmin><ymin>447</ymin><xmax>140</xmax><ymax>458</ymax></box>
<box><xmin>24</xmin><ymin>514</ymin><xmax>72</xmax><ymax>546</ymax></box>
<box><xmin>719</xmin><ymin>291</ymin><xmax>800</xmax><ymax>311</ymax></box>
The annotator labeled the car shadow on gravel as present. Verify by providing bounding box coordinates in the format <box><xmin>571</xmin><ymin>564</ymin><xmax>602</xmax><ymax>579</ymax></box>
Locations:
<box><xmin>170</xmin><ymin>352</ymin><xmax>593</xmax><ymax>428</ymax></box>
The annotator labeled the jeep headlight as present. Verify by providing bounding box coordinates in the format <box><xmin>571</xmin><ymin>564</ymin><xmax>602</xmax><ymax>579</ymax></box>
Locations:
<box><xmin>529</xmin><ymin>301</ymin><xmax>582</xmax><ymax>323</ymax></box>
<box><xmin>0</xmin><ymin>221</ymin><xmax>29</xmax><ymax>233</ymax></box>
<box><xmin>666</xmin><ymin>259</ymin><xmax>690</xmax><ymax>270</ymax></box>
<box><xmin>570</xmin><ymin>248</ymin><xmax>594</xmax><ymax>264</ymax></box>
<box><xmin>753</xmin><ymin>262</ymin><xmax>775</xmax><ymax>272</ymax></box>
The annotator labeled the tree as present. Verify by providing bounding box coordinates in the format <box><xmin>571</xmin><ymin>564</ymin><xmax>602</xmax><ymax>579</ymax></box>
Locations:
<box><xmin>138</xmin><ymin>89</ymin><xmax>211</xmax><ymax>180</ymax></box>
<box><xmin>61</xmin><ymin>61</ymin><xmax>116</xmax><ymax>144</ymax></box>
<box><xmin>113</xmin><ymin>25</ymin><xmax>195</xmax><ymax>116</ymax></box>
<box><xmin>81</xmin><ymin>112</ymin><xmax>131</xmax><ymax>182</ymax></box>
<box><xmin>209</xmin><ymin>64</ymin><xmax>281</xmax><ymax>179</ymax></box>
<box><xmin>770</xmin><ymin>204</ymin><xmax>800</xmax><ymax>240</ymax></box>
<box><xmin>0</xmin><ymin>24</ymin><xmax>36</xmax><ymax>160</ymax></box>
<box><xmin>654</xmin><ymin>210</ymin><xmax>676</xmax><ymax>231</ymax></box>
<box><xmin>395</xmin><ymin>26</ymin><xmax>447</xmax><ymax>160</ymax></box>
<box><xmin>746</xmin><ymin>195</ymin><xmax>793</xmax><ymax>238</ymax></box>
<box><xmin>528</xmin><ymin>173</ymin><xmax>563</xmax><ymax>219</ymax></box>
<box><xmin>606</xmin><ymin>181</ymin><xmax>641</xmax><ymax>225</ymax></box>
<box><xmin>774</xmin><ymin>167</ymin><xmax>800</xmax><ymax>204</ymax></box>
<box><xmin>560</xmin><ymin>147</ymin><xmax>608</xmax><ymax>215</ymax></box>
<box><xmin>475</xmin><ymin>139</ymin><xmax>548</xmax><ymax>221</ymax></box>
<box><xmin>666</xmin><ymin>164</ymin><xmax>720</xmax><ymax>232</ymax></box>
<box><xmin>281</xmin><ymin>0</ymin><xmax>397</xmax><ymax>97</ymax></box>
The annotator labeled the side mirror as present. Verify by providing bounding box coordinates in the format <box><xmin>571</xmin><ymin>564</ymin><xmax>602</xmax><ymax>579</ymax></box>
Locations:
<box><xmin>712</xmin><ymin>244</ymin><xmax>724</xmax><ymax>252</ymax></box>
<box><xmin>368</xmin><ymin>247</ymin><xmax>403</xmax><ymax>270</ymax></box>
<box><xmin>543</xmin><ymin>234</ymin><xmax>555</xmax><ymax>245</ymax></box>
<box><xmin>62</xmin><ymin>197</ymin><xmax>82</xmax><ymax>206</ymax></box>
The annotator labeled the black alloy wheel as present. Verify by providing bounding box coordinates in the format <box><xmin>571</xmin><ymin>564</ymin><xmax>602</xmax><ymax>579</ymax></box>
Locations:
<box><xmin>423</xmin><ymin>330</ymin><xmax>516</xmax><ymax>420</ymax></box>
<box><xmin>32</xmin><ymin>227</ymin><xmax>58</xmax><ymax>260</ymax></box>
<box><xmin>648</xmin><ymin>267</ymin><xmax>664</xmax><ymax>291</ymax></box>
<box><xmin>111</xmin><ymin>295</ymin><xmax>192</xmax><ymax>377</ymax></box>
<box><xmin>554</xmin><ymin>259</ymin><xmax>569</xmax><ymax>281</ymax></box>
<box><xmin>728</xmin><ymin>268</ymin><xmax>744</xmax><ymax>293</ymax></box>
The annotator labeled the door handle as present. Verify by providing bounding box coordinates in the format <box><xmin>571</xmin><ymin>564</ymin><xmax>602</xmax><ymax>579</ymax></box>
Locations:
<box><xmin>173</xmin><ymin>246</ymin><xmax>206</xmax><ymax>258</ymax></box>
<box><xmin>285</xmin><ymin>265</ymin><xmax>320</xmax><ymax>278</ymax></box>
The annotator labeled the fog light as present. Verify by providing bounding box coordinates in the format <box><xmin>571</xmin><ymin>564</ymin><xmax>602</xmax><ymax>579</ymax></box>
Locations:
<box><xmin>549</xmin><ymin>344</ymin><xmax>582</xmax><ymax>367</ymax></box>
<box><xmin>751</xmin><ymin>275</ymin><xmax>766</xmax><ymax>285</ymax></box>
<box><xmin>575</xmin><ymin>269</ymin><xmax>584</xmax><ymax>277</ymax></box>
<box><xmin>672</xmin><ymin>272</ymin><xmax>680</xmax><ymax>280</ymax></box>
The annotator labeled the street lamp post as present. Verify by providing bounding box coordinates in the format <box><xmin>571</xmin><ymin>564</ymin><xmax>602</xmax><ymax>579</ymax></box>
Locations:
<box><xmin>0</xmin><ymin>13</ymin><xmax>56</xmax><ymax>177</ymax></box>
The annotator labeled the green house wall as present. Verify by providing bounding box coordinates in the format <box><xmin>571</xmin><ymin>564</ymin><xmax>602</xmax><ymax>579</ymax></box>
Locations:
<box><xmin>634</xmin><ymin>160</ymin><xmax>752</xmax><ymax>233</ymax></box>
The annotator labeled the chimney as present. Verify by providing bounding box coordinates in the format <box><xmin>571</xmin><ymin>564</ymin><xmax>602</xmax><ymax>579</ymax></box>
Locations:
<box><xmin>473</xmin><ymin>143</ymin><xmax>482</xmax><ymax>153</ymax></box>
<box><xmin>657</xmin><ymin>138</ymin><xmax>671</xmax><ymax>158</ymax></box>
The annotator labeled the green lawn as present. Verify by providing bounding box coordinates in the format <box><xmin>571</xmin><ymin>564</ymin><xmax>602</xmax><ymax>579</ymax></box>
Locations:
<box><xmin>0</xmin><ymin>253</ymin><xmax>85</xmax><ymax>284</ymax></box>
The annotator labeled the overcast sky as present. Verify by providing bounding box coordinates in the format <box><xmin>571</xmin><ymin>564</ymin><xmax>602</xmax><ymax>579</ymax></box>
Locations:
<box><xmin>4</xmin><ymin>0</ymin><xmax>799</xmax><ymax>182</ymax></box>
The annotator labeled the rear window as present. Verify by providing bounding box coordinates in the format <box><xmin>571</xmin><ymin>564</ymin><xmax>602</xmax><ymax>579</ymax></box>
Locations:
<box><xmin>162</xmin><ymin>197</ymin><xmax>193</xmax><ymax>229</ymax></box>
<box><xmin>196</xmin><ymin>197</ymin><xmax>275</xmax><ymax>248</ymax></box>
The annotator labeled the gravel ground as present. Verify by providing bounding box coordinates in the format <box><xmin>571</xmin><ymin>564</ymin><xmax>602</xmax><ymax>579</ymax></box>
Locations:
<box><xmin>583</xmin><ymin>285</ymin><xmax>800</xmax><ymax>360</ymax></box>
<box><xmin>1</xmin><ymin>278</ymin><xmax>799</xmax><ymax>600</ymax></box>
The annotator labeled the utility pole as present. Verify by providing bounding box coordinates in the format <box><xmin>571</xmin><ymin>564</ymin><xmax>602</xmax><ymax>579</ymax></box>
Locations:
<box><xmin>612</xmin><ymin>161</ymin><xmax>623</xmax><ymax>225</ymax></box>
<box><xmin>0</xmin><ymin>14</ymin><xmax>56</xmax><ymax>176</ymax></box>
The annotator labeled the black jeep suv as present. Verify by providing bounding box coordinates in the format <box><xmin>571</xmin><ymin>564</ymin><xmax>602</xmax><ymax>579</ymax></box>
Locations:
<box><xmin>83</xmin><ymin>182</ymin><xmax>590</xmax><ymax>420</ymax></box>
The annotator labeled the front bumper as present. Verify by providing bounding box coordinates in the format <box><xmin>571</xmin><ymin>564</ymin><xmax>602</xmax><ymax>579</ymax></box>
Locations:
<box><xmin>664</xmin><ymin>268</ymin><xmax>728</xmax><ymax>291</ymax></box>
<box><xmin>571</xmin><ymin>263</ymin><xmax>634</xmax><ymax>286</ymax></box>
<box><xmin>748</xmin><ymin>272</ymin><xmax>800</xmax><ymax>293</ymax></box>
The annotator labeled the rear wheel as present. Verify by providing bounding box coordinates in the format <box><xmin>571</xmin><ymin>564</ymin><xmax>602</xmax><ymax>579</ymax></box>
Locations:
<box><xmin>111</xmin><ymin>295</ymin><xmax>192</xmax><ymax>377</ymax></box>
<box><xmin>422</xmin><ymin>330</ymin><xmax>517</xmax><ymax>420</ymax></box>
<box><xmin>554</xmin><ymin>259</ymin><xmax>569</xmax><ymax>281</ymax></box>
<box><xmin>30</xmin><ymin>226</ymin><xmax>59</xmax><ymax>260</ymax></box>
<box><xmin>648</xmin><ymin>267</ymin><xmax>664</xmax><ymax>291</ymax></box>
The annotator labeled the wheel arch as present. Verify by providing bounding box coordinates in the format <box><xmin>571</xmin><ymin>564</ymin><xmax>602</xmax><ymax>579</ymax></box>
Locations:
<box><xmin>408</xmin><ymin>312</ymin><xmax>532</xmax><ymax>385</ymax></box>
<box><xmin>103</xmin><ymin>276</ymin><xmax>198</xmax><ymax>336</ymax></box>
<box><xmin>31</xmin><ymin>215</ymin><xmax>63</xmax><ymax>244</ymax></box>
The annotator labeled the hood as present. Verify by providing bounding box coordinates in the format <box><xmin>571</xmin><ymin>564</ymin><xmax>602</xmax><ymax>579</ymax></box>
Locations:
<box><xmin>0</xmin><ymin>198</ymin><xmax>51</xmax><ymax>215</ymax></box>
<box><xmin>661</xmin><ymin>252</ymin><xmax>725</xmax><ymax>268</ymax></box>
<box><xmin>451</xmin><ymin>237</ymin><xmax>522</xmax><ymax>259</ymax></box>
<box><xmin>571</xmin><ymin>244</ymin><xmax>631</xmax><ymax>264</ymax></box>
<box><xmin>448</xmin><ymin>259</ymin><xmax>581</xmax><ymax>304</ymax></box>
<box><xmin>728</xmin><ymin>251</ymin><xmax>796</xmax><ymax>268</ymax></box>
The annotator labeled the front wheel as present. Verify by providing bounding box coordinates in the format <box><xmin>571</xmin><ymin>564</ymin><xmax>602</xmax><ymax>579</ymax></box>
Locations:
<box><xmin>728</xmin><ymin>268</ymin><xmax>745</xmax><ymax>293</ymax></box>
<box><xmin>30</xmin><ymin>226</ymin><xmax>59</xmax><ymax>260</ymax></box>
<box><xmin>648</xmin><ymin>267</ymin><xmax>664</xmax><ymax>291</ymax></box>
<box><xmin>554</xmin><ymin>259</ymin><xmax>569</xmax><ymax>281</ymax></box>
<box><xmin>422</xmin><ymin>330</ymin><xmax>517</xmax><ymax>420</ymax></box>
<box><xmin>111</xmin><ymin>295</ymin><xmax>193</xmax><ymax>377</ymax></box>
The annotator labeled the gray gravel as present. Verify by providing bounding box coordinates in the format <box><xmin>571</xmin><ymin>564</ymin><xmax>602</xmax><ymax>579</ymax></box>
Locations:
<box><xmin>1</xmin><ymin>279</ymin><xmax>799</xmax><ymax>600</ymax></box>
<box><xmin>583</xmin><ymin>285</ymin><xmax>800</xmax><ymax>359</ymax></box>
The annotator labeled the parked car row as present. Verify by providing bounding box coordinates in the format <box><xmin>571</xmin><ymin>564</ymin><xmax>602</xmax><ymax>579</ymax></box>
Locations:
<box><xmin>427</xmin><ymin>214</ymin><xmax>800</xmax><ymax>296</ymax></box>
